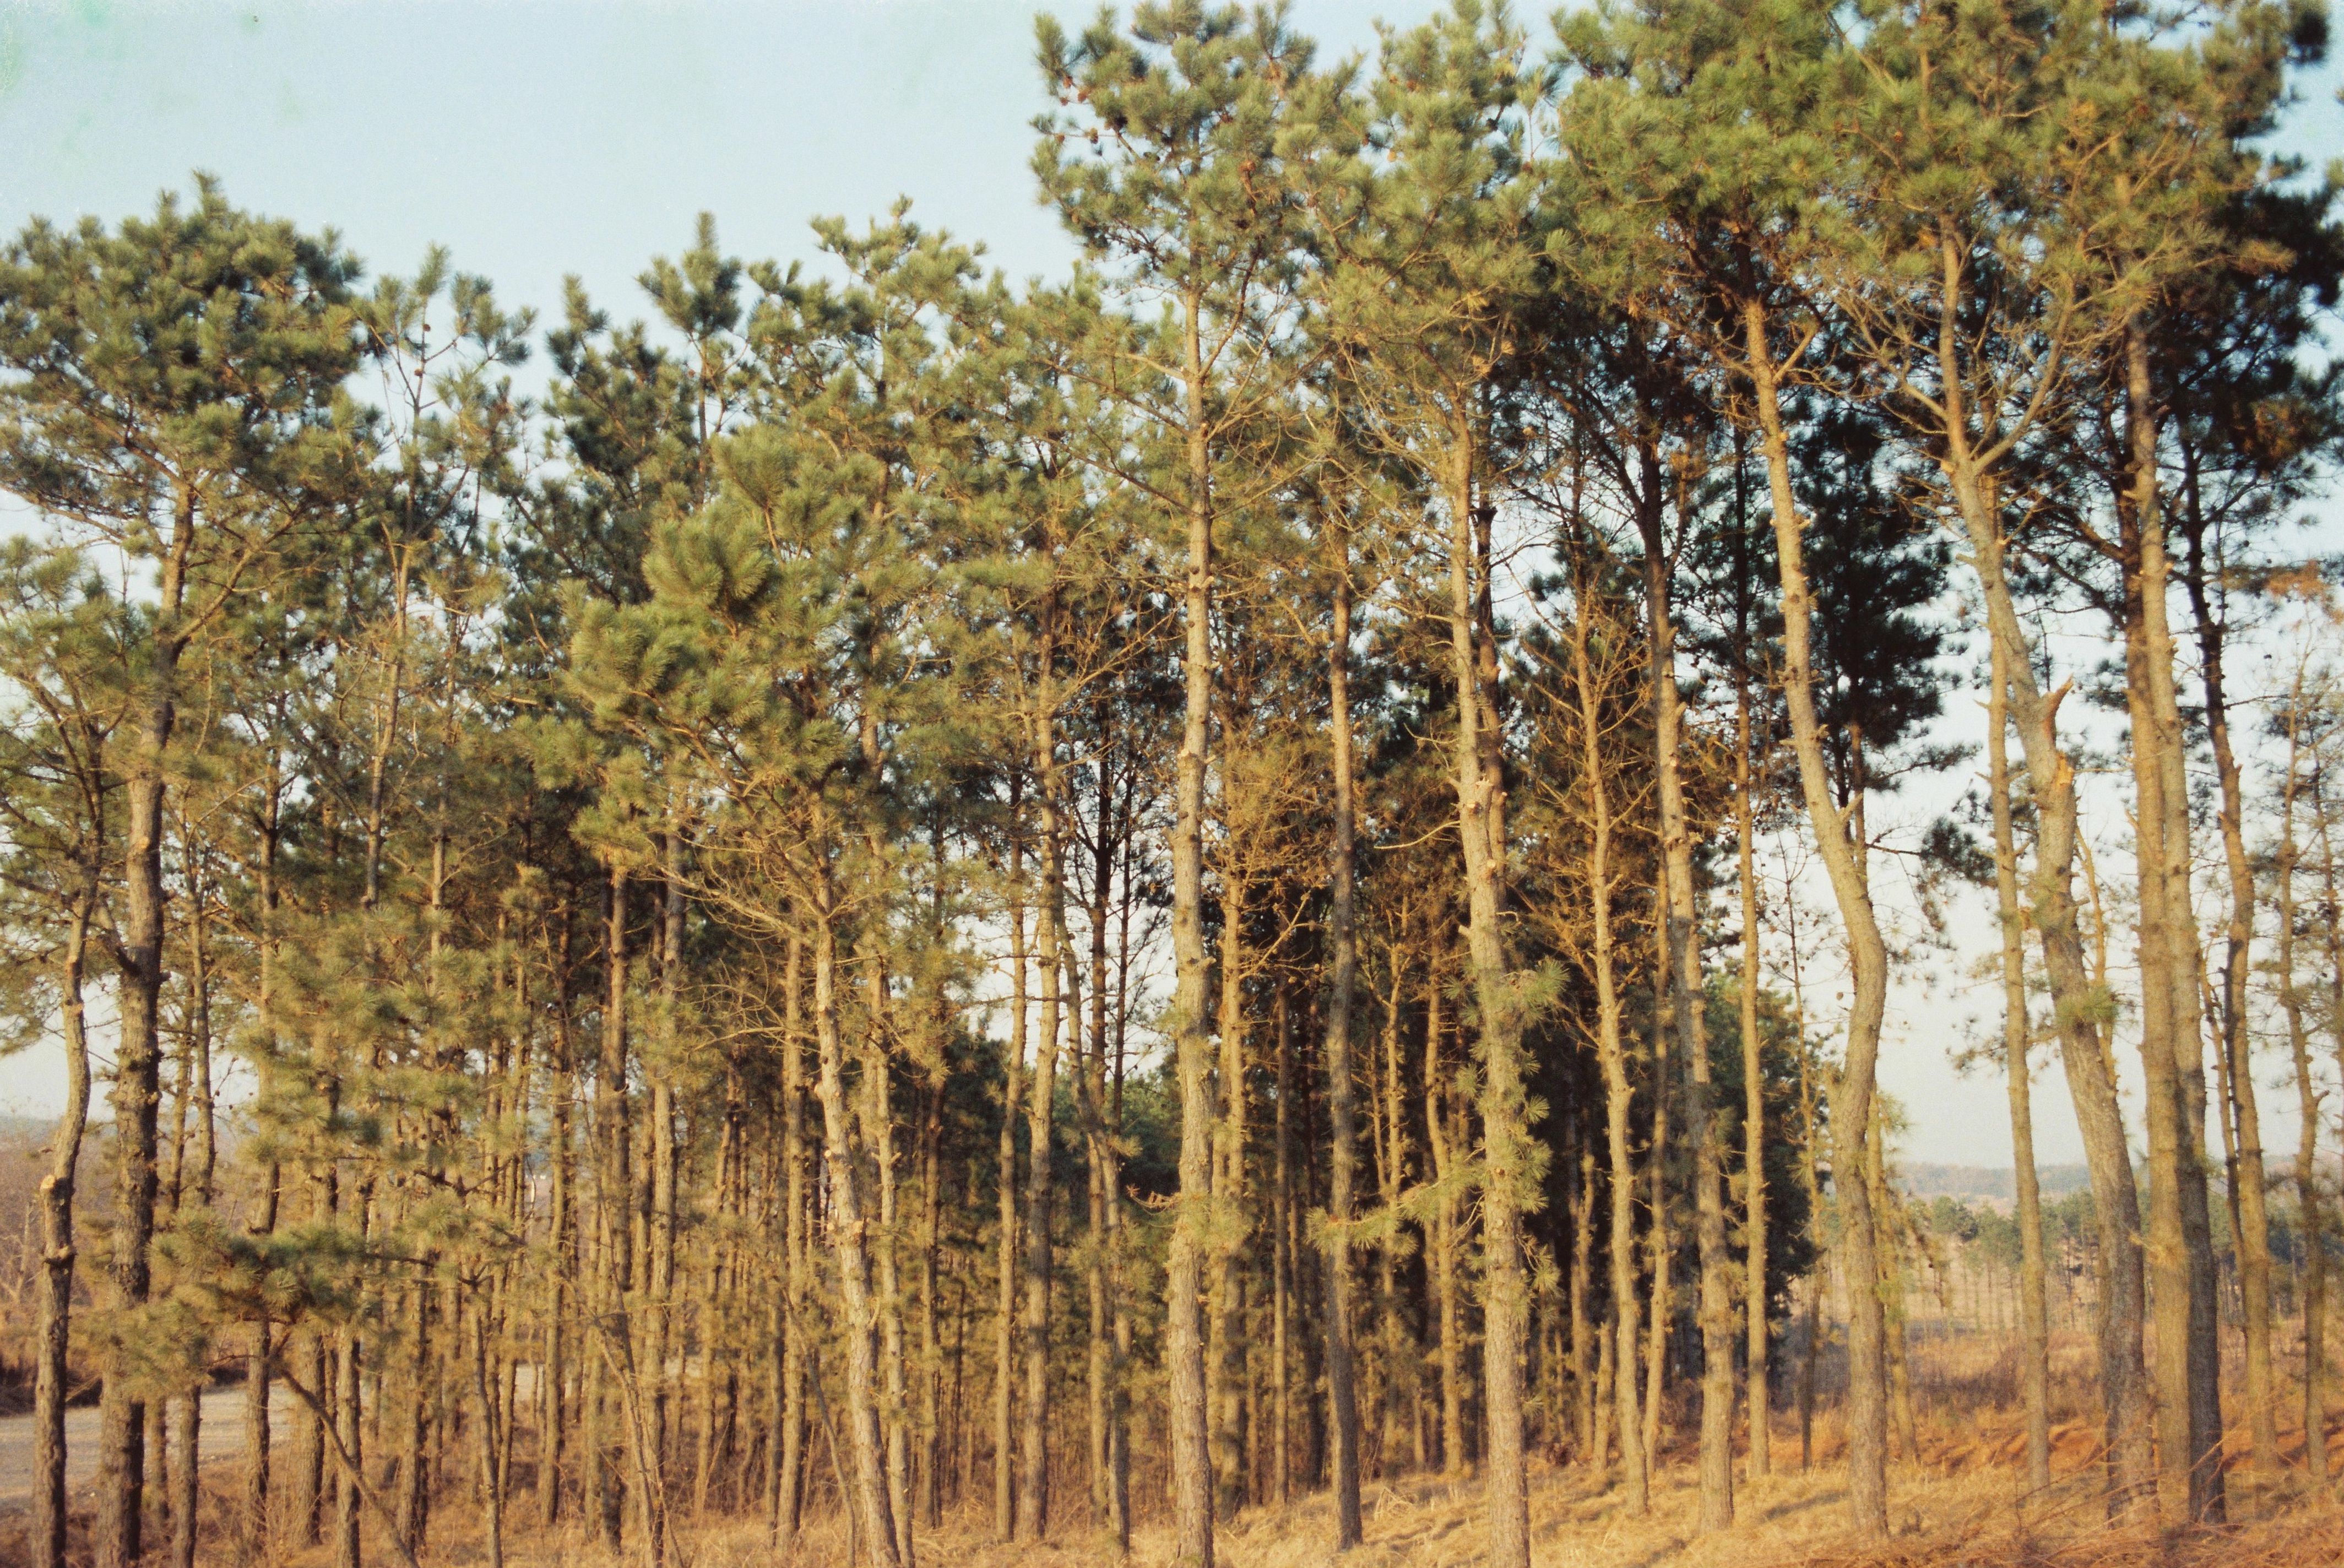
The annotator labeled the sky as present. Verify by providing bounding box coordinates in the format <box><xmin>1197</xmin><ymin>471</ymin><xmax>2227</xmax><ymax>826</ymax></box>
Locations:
<box><xmin>1</xmin><ymin>0</ymin><xmax>2340</xmax><ymax>1168</ymax></box>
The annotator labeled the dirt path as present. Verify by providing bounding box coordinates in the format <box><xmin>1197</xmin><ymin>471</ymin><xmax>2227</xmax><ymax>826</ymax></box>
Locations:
<box><xmin>0</xmin><ymin>1386</ymin><xmax>289</xmax><ymax>1513</ymax></box>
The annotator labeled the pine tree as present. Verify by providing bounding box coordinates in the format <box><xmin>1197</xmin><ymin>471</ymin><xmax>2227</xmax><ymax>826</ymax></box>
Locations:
<box><xmin>0</xmin><ymin>545</ymin><xmax>135</xmax><ymax>1568</ymax></box>
<box><xmin>1035</xmin><ymin>10</ymin><xmax>1317</xmax><ymax>1556</ymax></box>
<box><xmin>0</xmin><ymin>183</ymin><xmax>369</xmax><ymax>1568</ymax></box>
<box><xmin>1556</xmin><ymin>1</ymin><xmax>1897</xmax><ymax>1532</ymax></box>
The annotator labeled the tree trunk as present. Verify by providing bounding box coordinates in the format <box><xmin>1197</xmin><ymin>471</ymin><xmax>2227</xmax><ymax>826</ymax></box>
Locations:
<box><xmin>1796</xmin><ymin>1042</ymin><xmax>1822</xmax><ymax>1476</ymax></box>
<box><xmin>96</xmin><ymin>696</ymin><xmax>175</xmax><ymax>1568</ymax></box>
<box><xmin>693</xmin><ymin>1075</ymin><xmax>739</xmax><ymax>1517</ymax></box>
<box><xmin>2276</xmin><ymin>671</ymin><xmax>2327</xmax><ymax>1485</ymax></box>
<box><xmin>774</xmin><ymin>934</ymin><xmax>811</xmax><ymax>1543</ymax></box>
<box><xmin>1642</xmin><ymin>951</ymin><xmax>1670</xmax><ymax>1474</ymax></box>
<box><xmin>1108</xmin><ymin>777</ymin><xmax>1138</xmax><ymax>1543</ymax></box>
<box><xmin>292</xmin><ymin>1169</ymin><xmax>333</xmax><ymax>1546</ymax></box>
<box><xmin>2119</xmin><ymin>318</ymin><xmax>2225</xmax><ymax>1523</ymax></box>
<box><xmin>918</xmin><ymin>1062</ymin><xmax>946</xmax><ymax>1531</ymax></box>
<box><xmin>864</xmin><ymin>1014</ymin><xmax>915</xmax><ymax>1567</ymax></box>
<box><xmin>335</xmin><ymin>1281</ymin><xmax>366</xmax><ymax>1568</ymax></box>
<box><xmin>1374</xmin><ymin>957</ymin><xmax>1412</xmax><ymax>1474</ymax></box>
<box><xmin>397</xmin><ymin>1284</ymin><xmax>432</xmax><ymax>1555</ymax></box>
<box><xmin>1439</xmin><ymin>426</ymin><xmax>1531</xmax><ymax>1568</ymax></box>
<box><xmin>1424</xmin><ymin>976</ymin><xmax>1466</xmax><ymax>1478</ymax></box>
<box><xmin>2181</xmin><ymin>508</ymin><xmax>2276</xmax><ymax>1493</ymax></box>
<box><xmin>1988</xmin><ymin>634</ymin><xmax>2053</xmax><ymax>1496</ymax></box>
<box><xmin>1079</xmin><ymin>739</ymin><xmax>1125</xmax><ymax>1542</ymax></box>
<box><xmin>599</xmin><ymin>866</ymin><xmax>636</xmax><ymax>1552</ymax></box>
<box><xmin>1165</xmin><ymin>278</ymin><xmax>1220</xmax><ymax>1568</ymax></box>
<box><xmin>1744</xmin><ymin>300</ymin><xmax>1890</xmax><ymax>1537</ymax></box>
<box><xmin>649</xmin><ymin>834</ymin><xmax>685</xmax><ymax>1509</ymax></box>
<box><xmin>1569</xmin><ymin>1143</ymin><xmax>1597</xmax><ymax>1468</ymax></box>
<box><xmin>1731</xmin><ymin>465</ymin><xmax>1771</xmax><ymax>1484</ymax></box>
<box><xmin>1208</xmin><ymin>868</ymin><xmax>1252</xmax><ymax>1519</ymax></box>
<box><xmin>1944</xmin><ymin>449</ymin><xmax>2151</xmax><ymax>1513</ymax></box>
<box><xmin>473</xmin><ymin>1294</ymin><xmax>507</xmax><ymax>1568</ymax></box>
<box><xmin>244</xmin><ymin>1166</ymin><xmax>279</xmax><ymax>1567</ymax></box>
<box><xmin>1321</xmin><ymin>531</ymin><xmax>1365</xmax><ymax>1545</ymax></box>
<box><xmin>1569</xmin><ymin>561</ymin><xmax>1647</xmax><ymax>1511</ymax></box>
<box><xmin>545</xmin><ymin>917</ymin><xmax>577</xmax><ymax>1531</ymax></box>
<box><xmin>2313</xmin><ymin>766</ymin><xmax>2344</xmax><ymax>1484</ymax></box>
<box><xmin>32</xmin><ymin>883</ymin><xmax>96</xmax><ymax>1568</ymax></box>
<box><xmin>247</xmin><ymin>774</ymin><xmax>286</xmax><ymax>1563</ymax></box>
<box><xmin>167</xmin><ymin>865</ymin><xmax>216</xmax><ymax>1568</ymax></box>
<box><xmin>1868</xmin><ymin>1115</ymin><xmax>1919</xmax><ymax>1463</ymax></box>
<box><xmin>1636</xmin><ymin>463</ymin><xmax>1734</xmax><ymax>1531</ymax></box>
<box><xmin>1272</xmin><ymin>990</ymin><xmax>1295</xmax><ymax>1507</ymax></box>
<box><xmin>809</xmin><ymin>870</ymin><xmax>904</xmax><ymax>1568</ymax></box>
<box><xmin>1021</xmin><ymin>684</ymin><xmax>1067</xmax><ymax>1543</ymax></box>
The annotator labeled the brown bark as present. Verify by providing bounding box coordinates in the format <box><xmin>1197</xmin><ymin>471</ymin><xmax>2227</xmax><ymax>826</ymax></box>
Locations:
<box><xmin>1918</xmin><ymin>223</ymin><xmax>2148</xmax><ymax>1502</ymax></box>
<box><xmin>1568</xmin><ymin>568</ymin><xmax>1648</xmax><ymax>1511</ymax></box>
<box><xmin>1272</xmin><ymin>989</ymin><xmax>1295</xmax><ymax>1506</ymax></box>
<box><xmin>243</xmin><ymin>1165</ymin><xmax>280</xmax><ymax>1567</ymax></box>
<box><xmin>773</xmin><ymin>934</ymin><xmax>811</xmax><ymax>1542</ymax></box>
<box><xmin>1168</xmin><ymin>278</ymin><xmax>1219</xmax><ymax>1568</ymax></box>
<box><xmin>863</xmin><ymin>999</ymin><xmax>915</xmax><ymax>1566</ymax></box>
<box><xmin>1441</xmin><ymin>421</ymin><xmax>1532</xmax><ymax>1568</ymax></box>
<box><xmin>32</xmin><ymin>876</ymin><xmax>97</xmax><ymax>1568</ymax></box>
<box><xmin>1020</xmin><ymin>677</ymin><xmax>1067</xmax><ymax>1542</ymax></box>
<box><xmin>334</xmin><ymin>1224</ymin><xmax>367</xmax><ymax>1568</ymax></box>
<box><xmin>1321</xmin><ymin>525</ymin><xmax>1365</xmax><ymax>1545</ymax></box>
<box><xmin>544</xmin><ymin>912</ymin><xmax>577</xmax><ymax>1531</ymax></box>
<box><xmin>473</xmin><ymin>1292</ymin><xmax>507</xmax><ymax>1568</ymax></box>
<box><xmin>1209</xmin><ymin>864</ymin><xmax>1252</xmax><ymax>1518</ymax></box>
<box><xmin>1636</xmin><ymin>458</ymin><xmax>1734</xmax><ymax>1531</ymax></box>
<box><xmin>918</xmin><ymin>1057</ymin><xmax>946</xmax><ymax>1531</ymax></box>
<box><xmin>1944</xmin><ymin>446</ymin><xmax>2150</xmax><ymax>1512</ymax></box>
<box><xmin>1372</xmin><ymin>950</ymin><xmax>1413</xmax><ymax>1473</ymax></box>
<box><xmin>1569</xmin><ymin>1143</ymin><xmax>1597</xmax><ymax>1467</ymax></box>
<box><xmin>395</xmin><ymin>1284</ymin><xmax>432</xmax><ymax>1556</ymax></box>
<box><xmin>2180</xmin><ymin>508</ymin><xmax>2277</xmax><ymax>1491</ymax></box>
<box><xmin>169</xmin><ymin>861</ymin><xmax>216</xmax><ymax>1568</ymax></box>
<box><xmin>2276</xmin><ymin>670</ymin><xmax>2327</xmax><ymax>1485</ymax></box>
<box><xmin>1791</xmin><ymin>956</ymin><xmax>1823</xmax><ymax>1475</ymax></box>
<box><xmin>1743</xmin><ymin>297</ymin><xmax>1890</xmax><ymax>1536</ymax></box>
<box><xmin>2119</xmin><ymin>318</ymin><xmax>2226</xmax><ymax>1523</ymax></box>
<box><xmin>1733</xmin><ymin>551</ymin><xmax>1771</xmax><ymax>1484</ymax></box>
<box><xmin>809</xmin><ymin>868</ymin><xmax>904</xmax><ymax>1567</ymax></box>
<box><xmin>1643</xmin><ymin>937</ymin><xmax>1670</xmax><ymax>1473</ymax></box>
<box><xmin>291</xmin><ymin>1159</ymin><xmax>334</xmax><ymax>1545</ymax></box>
<box><xmin>598</xmin><ymin>865</ymin><xmax>634</xmax><ymax>1550</ymax></box>
<box><xmin>1867</xmin><ymin>1113</ymin><xmax>1920</xmax><ymax>1463</ymax></box>
<box><xmin>246</xmin><ymin>764</ymin><xmax>285</xmax><ymax>1563</ymax></box>
<box><xmin>1424</xmin><ymin>975</ymin><xmax>1466</xmax><ymax>1478</ymax></box>
<box><xmin>95</xmin><ymin>584</ymin><xmax>180</xmax><ymax>1568</ymax></box>
<box><xmin>2314</xmin><ymin>763</ymin><xmax>2344</xmax><ymax>1483</ymax></box>
<box><xmin>1078</xmin><ymin>733</ymin><xmax>1132</xmax><ymax>1549</ymax></box>
<box><xmin>649</xmin><ymin>833</ymin><xmax>684</xmax><ymax>1504</ymax></box>
<box><xmin>995</xmin><ymin>824</ymin><xmax>1027</xmax><ymax>1543</ymax></box>
<box><xmin>1987</xmin><ymin>634</ymin><xmax>2053</xmax><ymax>1495</ymax></box>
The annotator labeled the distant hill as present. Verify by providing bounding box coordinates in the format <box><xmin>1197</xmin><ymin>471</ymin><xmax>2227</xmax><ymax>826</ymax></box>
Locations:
<box><xmin>1900</xmin><ymin>1162</ymin><xmax>2095</xmax><ymax>1211</ymax></box>
<box><xmin>0</xmin><ymin>1113</ymin><xmax>57</xmax><ymax>1144</ymax></box>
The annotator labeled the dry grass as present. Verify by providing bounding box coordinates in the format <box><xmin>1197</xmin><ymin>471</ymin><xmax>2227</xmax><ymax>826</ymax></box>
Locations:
<box><xmin>10</xmin><ymin>1370</ymin><xmax>2340</xmax><ymax>1567</ymax></box>
<box><xmin>372</xmin><ymin>1411</ymin><xmax>2344</xmax><ymax>1568</ymax></box>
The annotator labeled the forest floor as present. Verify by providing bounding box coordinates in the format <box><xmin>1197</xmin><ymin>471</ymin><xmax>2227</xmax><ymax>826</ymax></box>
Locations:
<box><xmin>7</xmin><ymin>1371</ymin><xmax>2341</xmax><ymax>1565</ymax></box>
<box><xmin>273</xmin><ymin>1408</ymin><xmax>2344</xmax><ymax>1568</ymax></box>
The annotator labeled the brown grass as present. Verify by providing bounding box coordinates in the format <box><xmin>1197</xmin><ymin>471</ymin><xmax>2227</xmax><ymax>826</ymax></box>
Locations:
<box><xmin>261</xmin><ymin>1412</ymin><xmax>2342</xmax><ymax>1568</ymax></box>
<box><xmin>9</xmin><ymin>1349</ymin><xmax>2340</xmax><ymax>1567</ymax></box>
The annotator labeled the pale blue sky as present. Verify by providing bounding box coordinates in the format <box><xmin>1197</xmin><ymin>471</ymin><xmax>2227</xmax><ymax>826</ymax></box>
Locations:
<box><xmin>1</xmin><ymin>1</ymin><xmax>2338</xmax><ymax>1166</ymax></box>
<box><xmin>0</xmin><ymin>1</ymin><xmax>1387</xmax><ymax>321</ymax></box>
